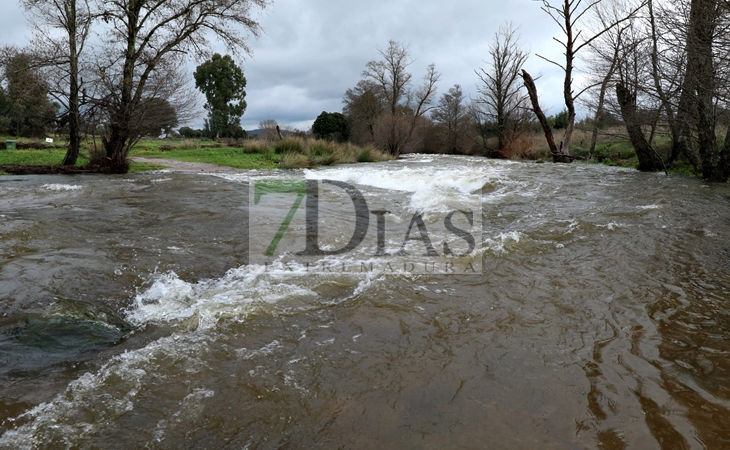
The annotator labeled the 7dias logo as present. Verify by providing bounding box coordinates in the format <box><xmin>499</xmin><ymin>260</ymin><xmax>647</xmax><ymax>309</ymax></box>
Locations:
<box><xmin>241</xmin><ymin>179</ymin><xmax>482</xmax><ymax>274</ymax></box>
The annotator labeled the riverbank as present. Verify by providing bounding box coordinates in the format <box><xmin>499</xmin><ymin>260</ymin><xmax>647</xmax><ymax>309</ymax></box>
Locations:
<box><xmin>0</xmin><ymin>148</ymin><xmax>165</xmax><ymax>175</ymax></box>
<box><xmin>0</xmin><ymin>133</ymin><xmax>700</xmax><ymax>177</ymax></box>
<box><xmin>128</xmin><ymin>156</ymin><xmax>251</xmax><ymax>172</ymax></box>
<box><xmin>0</xmin><ymin>137</ymin><xmax>393</xmax><ymax>174</ymax></box>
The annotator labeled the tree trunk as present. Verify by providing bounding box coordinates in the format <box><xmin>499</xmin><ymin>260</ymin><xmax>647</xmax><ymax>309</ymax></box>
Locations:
<box><xmin>672</xmin><ymin>76</ymin><xmax>699</xmax><ymax>167</ymax></box>
<box><xmin>98</xmin><ymin>3</ymin><xmax>141</xmax><ymax>174</ymax></box>
<box><xmin>62</xmin><ymin>0</ymin><xmax>80</xmax><ymax>166</ymax></box>
<box><xmin>101</xmin><ymin>120</ymin><xmax>131</xmax><ymax>174</ymax></box>
<box><xmin>521</xmin><ymin>70</ymin><xmax>566</xmax><ymax>161</ymax></box>
<box><xmin>687</xmin><ymin>0</ymin><xmax>726</xmax><ymax>181</ymax></box>
<box><xmin>588</xmin><ymin>69</ymin><xmax>614</xmax><ymax>158</ymax></box>
<box><xmin>719</xmin><ymin>124</ymin><xmax>730</xmax><ymax>176</ymax></box>
<box><xmin>616</xmin><ymin>82</ymin><xmax>664</xmax><ymax>172</ymax></box>
<box><xmin>648</xmin><ymin>0</ymin><xmax>686</xmax><ymax>168</ymax></box>
<box><xmin>560</xmin><ymin>0</ymin><xmax>576</xmax><ymax>155</ymax></box>
<box><xmin>589</xmin><ymin>38</ymin><xmax>621</xmax><ymax>158</ymax></box>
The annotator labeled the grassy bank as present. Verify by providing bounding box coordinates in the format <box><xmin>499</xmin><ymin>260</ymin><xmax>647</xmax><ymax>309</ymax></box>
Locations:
<box><xmin>0</xmin><ymin>148</ymin><xmax>164</xmax><ymax>174</ymax></box>
<box><xmin>132</xmin><ymin>146</ymin><xmax>281</xmax><ymax>170</ymax></box>
<box><xmin>130</xmin><ymin>137</ymin><xmax>392</xmax><ymax>170</ymax></box>
<box><xmin>0</xmin><ymin>137</ymin><xmax>392</xmax><ymax>174</ymax></box>
<box><xmin>0</xmin><ymin>129</ymin><xmax>698</xmax><ymax>176</ymax></box>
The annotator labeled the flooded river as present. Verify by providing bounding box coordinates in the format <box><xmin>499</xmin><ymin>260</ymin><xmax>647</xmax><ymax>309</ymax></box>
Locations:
<box><xmin>1</xmin><ymin>155</ymin><xmax>729</xmax><ymax>449</ymax></box>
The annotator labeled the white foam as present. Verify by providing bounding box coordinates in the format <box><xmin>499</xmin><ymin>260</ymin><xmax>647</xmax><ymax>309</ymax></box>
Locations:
<box><xmin>484</xmin><ymin>231</ymin><xmax>522</xmax><ymax>253</ymax></box>
<box><xmin>236</xmin><ymin>340</ymin><xmax>282</xmax><ymax>360</ymax></box>
<box><xmin>303</xmin><ymin>165</ymin><xmax>498</xmax><ymax>213</ymax></box>
<box><xmin>41</xmin><ymin>184</ymin><xmax>82</xmax><ymax>191</ymax></box>
<box><xmin>0</xmin><ymin>261</ymin><xmax>380</xmax><ymax>446</ymax></box>
<box><xmin>125</xmin><ymin>267</ymin><xmax>319</xmax><ymax>330</ymax></box>
<box><xmin>0</xmin><ymin>333</ymin><xmax>211</xmax><ymax>449</ymax></box>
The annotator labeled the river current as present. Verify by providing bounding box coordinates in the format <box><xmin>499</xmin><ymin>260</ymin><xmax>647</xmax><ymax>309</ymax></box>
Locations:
<box><xmin>1</xmin><ymin>155</ymin><xmax>729</xmax><ymax>449</ymax></box>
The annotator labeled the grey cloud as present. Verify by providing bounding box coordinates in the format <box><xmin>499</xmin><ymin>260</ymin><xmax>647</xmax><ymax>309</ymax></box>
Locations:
<box><xmin>1</xmin><ymin>0</ymin><xmax>575</xmax><ymax>131</ymax></box>
<box><xmin>240</xmin><ymin>0</ymin><xmax>570</xmax><ymax>130</ymax></box>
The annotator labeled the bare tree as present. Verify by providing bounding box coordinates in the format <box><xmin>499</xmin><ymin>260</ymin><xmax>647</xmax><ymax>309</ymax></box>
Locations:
<box><xmin>361</xmin><ymin>40</ymin><xmax>440</xmax><ymax>156</ymax></box>
<box><xmin>90</xmin><ymin>0</ymin><xmax>267</xmax><ymax>173</ymax></box>
<box><xmin>431</xmin><ymin>84</ymin><xmax>469</xmax><ymax>153</ymax></box>
<box><xmin>524</xmin><ymin>0</ymin><xmax>643</xmax><ymax>161</ymax></box>
<box><xmin>475</xmin><ymin>23</ymin><xmax>530</xmax><ymax>157</ymax></box>
<box><xmin>646</xmin><ymin>0</ymin><xmax>686</xmax><ymax>165</ymax></box>
<box><xmin>582</xmin><ymin>0</ymin><xmax>628</xmax><ymax>158</ymax></box>
<box><xmin>259</xmin><ymin>119</ymin><xmax>280</xmax><ymax>141</ymax></box>
<box><xmin>22</xmin><ymin>0</ymin><xmax>92</xmax><ymax>165</ymax></box>
<box><xmin>342</xmin><ymin>80</ymin><xmax>385</xmax><ymax>144</ymax></box>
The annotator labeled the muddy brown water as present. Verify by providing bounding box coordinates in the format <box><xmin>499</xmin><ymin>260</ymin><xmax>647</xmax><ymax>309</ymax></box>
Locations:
<box><xmin>0</xmin><ymin>155</ymin><xmax>729</xmax><ymax>449</ymax></box>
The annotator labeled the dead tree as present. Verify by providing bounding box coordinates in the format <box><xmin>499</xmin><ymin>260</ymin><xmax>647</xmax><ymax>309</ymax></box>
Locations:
<box><xmin>532</xmin><ymin>0</ymin><xmax>643</xmax><ymax>158</ymax></box>
<box><xmin>521</xmin><ymin>69</ymin><xmax>563</xmax><ymax>160</ymax></box>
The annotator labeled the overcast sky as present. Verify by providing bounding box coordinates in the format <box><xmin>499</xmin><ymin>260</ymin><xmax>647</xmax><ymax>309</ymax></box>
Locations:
<box><xmin>0</xmin><ymin>0</ymin><xmax>574</xmax><ymax>131</ymax></box>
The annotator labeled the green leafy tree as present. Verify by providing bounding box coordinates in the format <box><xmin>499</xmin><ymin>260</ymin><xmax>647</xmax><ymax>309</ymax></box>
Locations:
<box><xmin>312</xmin><ymin>111</ymin><xmax>350</xmax><ymax>141</ymax></box>
<box><xmin>0</xmin><ymin>86</ymin><xmax>10</xmax><ymax>133</ymax></box>
<box><xmin>2</xmin><ymin>54</ymin><xmax>57</xmax><ymax>137</ymax></box>
<box><xmin>179</xmin><ymin>126</ymin><xmax>203</xmax><ymax>138</ymax></box>
<box><xmin>194</xmin><ymin>54</ymin><xmax>247</xmax><ymax>139</ymax></box>
<box><xmin>551</xmin><ymin>110</ymin><xmax>569</xmax><ymax>129</ymax></box>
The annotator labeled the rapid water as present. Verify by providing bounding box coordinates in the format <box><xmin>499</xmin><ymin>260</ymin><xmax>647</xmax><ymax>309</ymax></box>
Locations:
<box><xmin>1</xmin><ymin>155</ymin><xmax>729</xmax><ymax>449</ymax></box>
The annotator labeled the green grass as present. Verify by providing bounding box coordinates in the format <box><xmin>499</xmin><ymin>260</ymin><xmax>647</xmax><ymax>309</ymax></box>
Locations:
<box><xmin>129</xmin><ymin>162</ymin><xmax>167</xmax><ymax>173</ymax></box>
<box><xmin>131</xmin><ymin>147</ymin><xmax>281</xmax><ymax>170</ymax></box>
<box><xmin>0</xmin><ymin>137</ymin><xmax>392</xmax><ymax>173</ymax></box>
<box><xmin>0</xmin><ymin>148</ymin><xmax>164</xmax><ymax>173</ymax></box>
<box><xmin>133</xmin><ymin>138</ymin><xmax>393</xmax><ymax>170</ymax></box>
<box><xmin>0</xmin><ymin>148</ymin><xmax>89</xmax><ymax>166</ymax></box>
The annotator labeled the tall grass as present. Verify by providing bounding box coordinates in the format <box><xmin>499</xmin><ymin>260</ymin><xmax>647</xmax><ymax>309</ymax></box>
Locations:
<box><xmin>276</xmin><ymin>138</ymin><xmax>392</xmax><ymax>169</ymax></box>
<box><xmin>126</xmin><ymin>136</ymin><xmax>391</xmax><ymax>170</ymax></box>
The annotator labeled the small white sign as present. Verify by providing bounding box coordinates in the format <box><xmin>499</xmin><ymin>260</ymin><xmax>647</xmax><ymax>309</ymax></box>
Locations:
<box><xmin>46</xmin><ymin>138</ymin><xmax>54</xmax><ymax>143</ymax></box>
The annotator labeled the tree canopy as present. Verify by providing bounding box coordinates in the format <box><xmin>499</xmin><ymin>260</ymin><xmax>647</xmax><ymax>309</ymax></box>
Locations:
<box><xmin>194</xmin><ymin>54</ymin><xmax>248</xmax><ymax>139</ymax></box>
<box><xmin>312</xmin><ymin>111</ymin><xmax>350</xmax><ymax>142</ymax></box>
<box><xmin>0</xmin><ymin>53</ymin><xmax>57</xmax><ymax>137</ymax></box>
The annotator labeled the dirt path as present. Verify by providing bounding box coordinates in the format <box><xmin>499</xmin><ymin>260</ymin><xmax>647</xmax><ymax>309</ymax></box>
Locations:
<box><xmin>130</xmin><ymin>157</ymin><xmax>247</xmax><ymax>173</ymax></box>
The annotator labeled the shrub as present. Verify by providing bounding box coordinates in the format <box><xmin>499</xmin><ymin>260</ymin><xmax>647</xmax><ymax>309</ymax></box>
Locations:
<box><xmin>308</xmin><ymin>140</ymin><xmax>339</xmax><ymax>157</ymax></box>
<box><xmin>179</xmin><ymin>126</ymin><xmax>203</xmax><ymax>138</ymax></box>
<box><xmin>279</xmin><ymin>153</ymin><xmax>313</xmax><ymax>169</ymax></box>
<box><xmin>273</xmin><ymin>138</ymin><xmax>304</xmax><ymax>154</ymax></box>
<box><xmin>241</xmin><ymin>140</ymin><xmax>271</xmax><ymax>154</ymax></box>
<box><xmin>357</xmin><ymin>146</ymin><xmax>373</xmax><ymax>162</ymax></box>
<box><xmin>315</xmin><ymin>154</ymin><xmax>338</xmax><ymax>166</ymax></box>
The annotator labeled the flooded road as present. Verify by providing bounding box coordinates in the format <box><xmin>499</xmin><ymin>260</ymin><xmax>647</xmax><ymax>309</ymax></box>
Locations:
<box><xmin>1</xmin><ymin>155</ymin><xmax>729</xmax><ymax>449</ymax></box>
